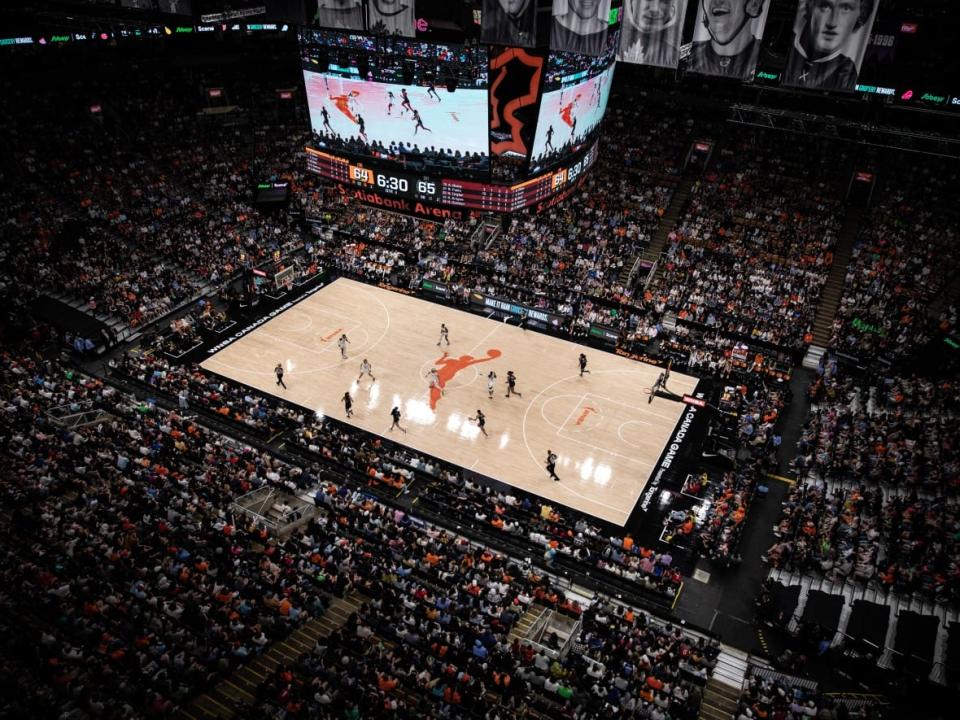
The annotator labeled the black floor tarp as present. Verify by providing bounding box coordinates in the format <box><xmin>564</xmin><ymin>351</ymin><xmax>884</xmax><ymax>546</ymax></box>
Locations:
<box><xmin>801</xmin><ymin>590</ymin><xmax>844</xmax><ymax>633</ymax></box>
<box><xmin>845</xmin><ymin>600</ymin><xmax>889</xmax><ymax>651</ymax></box>
<box><xmin>894</xmin><ymin>611</ymin><xmax>939</xmax><ymax>677</ymax></box>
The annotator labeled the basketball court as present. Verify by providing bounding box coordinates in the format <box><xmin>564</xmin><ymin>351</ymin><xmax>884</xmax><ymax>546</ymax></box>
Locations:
<box><xmin>202</xmin><ymin>278</ymin><xmax>699</xmax><ymax>525</ymax></box>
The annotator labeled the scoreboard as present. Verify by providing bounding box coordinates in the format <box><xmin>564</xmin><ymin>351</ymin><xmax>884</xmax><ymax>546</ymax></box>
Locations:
<box><xmin>306</xmin><ymin>143</ymin><xmax>598</xmax><ymax>214</ymax></box>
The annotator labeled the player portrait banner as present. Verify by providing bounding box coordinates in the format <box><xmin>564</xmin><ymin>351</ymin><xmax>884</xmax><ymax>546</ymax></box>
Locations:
<box><xmin>482</xmin><ymin>0</ymin><xmax>537</xmax><ymax>47</ymax></box>
<box><xmin>367</xmin><ymin>0</ymin><xmax>416</xmax><ymax>37</ymax></box>
<box><xmin>783</xmin><ymin>0</ymin><xmax>880</xmax><ymax>92</ymax></box>
<box><xmin>550</xmin><ymin>0</ymin><xmax>613</xmax><ymax>57</ymax></box>
<box><xmin>617</xmin><ymin>0</ymin><xmax>689</xmax><ymax>68</ymax></box>
<box><xmin>687</xmin><ymin>0</ymin><xmax>772</xmax><ymax>81</ymax></box>
<box><xmin>315</xmin><ymin>0</ymin><xmax>365</xmax><ymax>31</ymax></box>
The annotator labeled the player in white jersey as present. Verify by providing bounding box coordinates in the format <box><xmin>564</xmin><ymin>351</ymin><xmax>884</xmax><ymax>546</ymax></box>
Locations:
<box><xmin>337</xmin><ymin>333</ymin><xmax>350</xmax><ymax>359</ymax></box>
<box><xmin>358</xmin><ymin>358</ymin><xmax>376</xmax><ymax>383</ymax></box>
<box><xmin>437</xmin><ymin>323</ymin><xmax>450</xmax><ymax>347</ymax></box>
<box><xmin>486</xmin><ymin>370</ymin><xmax>497</xmax><ymax>399</ymax></box>
<box><xmin>427</xmin><ymin>367</ymin><xmax>443</xmax><ymax>396</ymax></box>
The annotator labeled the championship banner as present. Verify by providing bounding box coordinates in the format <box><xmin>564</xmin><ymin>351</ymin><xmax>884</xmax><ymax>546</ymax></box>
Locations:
<box><xmin>687</xmin><ymin>0</ymin><xmax>772</xmax><ymax>81</ymax></box>
<box><xmin>550</xmin><ymin>0</ymin><xmax>613</xmax><ymax>57</ymax></box>
<box><xmin>482</xmin><ymin>0</ymin><xmax>537</xmax><ymax>47</ymax></box>
<box><xmin>783</xmin><ymin>0</ymin><xmax>880</xmax><ymax>92</ymax></box>
<box><xmin>617</xmin><ymin>0</ymin><xmax>689</xmax><ymax>69</ymax></box>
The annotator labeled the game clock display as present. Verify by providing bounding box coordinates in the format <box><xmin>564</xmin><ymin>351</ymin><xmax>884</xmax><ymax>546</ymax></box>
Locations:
<box><xmin>306</xmin><ymin>143</ymin><xmax>597</xmax><ymax>213</ymax></box>
<box><xmin>347</xmin><ymin>165</ymin><xmax>441</xmax><ymax>202</ymax></box>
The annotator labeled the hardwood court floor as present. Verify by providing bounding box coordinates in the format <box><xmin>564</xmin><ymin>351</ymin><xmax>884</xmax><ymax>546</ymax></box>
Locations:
<box><xmin>202</xmin><ymin>278</ymin><xmax>698</xmax><ymax>525</ymax></box>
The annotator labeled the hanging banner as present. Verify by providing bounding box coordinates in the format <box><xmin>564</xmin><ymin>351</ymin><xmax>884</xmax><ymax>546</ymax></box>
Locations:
<box><xmin>367</xmin><ymin>0</ymin><xmax>416</xmax><ymax>37</ymax></box>
<box><xmin>550</xmin><ymin>0</ymin><xmax>613</xmax><ymax>57</ymax></box>
<box><xmin>482</xmin><ymin>0</ymin><xmax>537</xmax><ymax>47</ymax></box>
<box><xmin>618</xmin><ymin>0</ymin><xmax>688</xmax><ymax>69</ymax></box>
<box><xmin>687</xmin><ymin>0</ymin><xmax>772</xmax><ymax>81</ymax></box>
<box><xmin>783</xmin><ymin>0</ymin><xmax>880</xmax><ymax>91</ymax></box>
<box><xmin>315</xmin><ymin>0</ymin><xmax>365</xmax><ymax>30</ymax></box>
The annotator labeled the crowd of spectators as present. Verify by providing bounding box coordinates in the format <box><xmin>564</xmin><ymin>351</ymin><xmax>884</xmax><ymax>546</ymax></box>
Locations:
<box><xmin>765</xmin><ymin>361</ymin><xmax>960</xmax><ymax>601</ymax></box>
<box><xmin>0</xmin><ymin>351</ymin><xmax>337</xmax><ymax>717</ymax></box>
<box><xmin>796</xmin><ymin>363</ymin><xmax>960</xmax><ymax>494</ymax></box>
<box><xmin>0</xmin><ymin>46</ymin><xmax>312</xmax><ymax>341</ymax></box>
<box><xmin>734</xmin><ymin>669</ymin><xmax>878</xmax><ymax>720</ymax></box>
<box><xmin>310</xmin><ymin>130</ymin><xmax>489</xmax><ymax>176</ymax></box>
<box><xmin>830</xmin><ymin>155</ymin><xmax>960</xmax><ymax>360</ymax></box>
<box><xmin>251</xmin><ymin>542</ymin><xmax>715</xmax><ymax>720</ymax></box>
<box><xmin>647</xmin><ymin>130</ymin><xmax>846</xmax><ymax>351</ymax></box>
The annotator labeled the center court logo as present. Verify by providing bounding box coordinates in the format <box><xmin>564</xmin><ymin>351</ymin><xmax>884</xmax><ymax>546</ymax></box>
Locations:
<box><xmin>429</xmin><ymin>349</ymin><xmax>501</xmax><ymax>410</ymax></box>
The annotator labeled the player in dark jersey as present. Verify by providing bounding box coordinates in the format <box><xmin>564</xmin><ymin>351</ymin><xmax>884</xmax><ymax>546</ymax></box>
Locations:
<box><xmin>427</xmin><ymin>81</ymin><xmax>441</xmax><ymax>102</ymax></box>
<box><xmin>412</xmin><ymin>108</ymin><xmax>431</xmax><ymax>134</ymax></box>
<box><xmin>342</xmin><ymin>391</ymin><xmax>354</xmax><ymax>418</ymax></box>
<box><xmin>546</xmin><ymin>450</ymin><xmax>560</xmax><ymax>481</ymax></box>
<box><xmin>389</xmin><ymin>405</ymin><xmax>407</xmax><ymax>433</ymax></box>
<box><xmin>356</xmin><ymin>114</ymin><xmax>367</xmax><ymax>141</ymax></box>
<box><xmin>471</xmin><ymin>409</ymin><xmax>488</xmax><ymax>437</ymax></box>
<box><xmin>544</xmin><ymin>124</ymin><xmax>555</xmax><ymax>153</ymax></box>
<box><xmin>274</xmin><ymin>362</ymin><xmax>287</xmax><ymax>389</ymax></box>
<box><xmin>505</xmin><ymin>370</ymin><xmax>522</xmax><ymax>398</ymax></box>
<box><xmin>579</xmin><ymin>353</ymin><xmax>590</xmax><ymax>377</ymax></box>
<box><xmin>321</xmin><ymin>105</ymin><xmax>333</xmax><ymax>133</ymax></box>
<box><xmin>400</xmin><ymin>88</ymin><xmax>413</xmax><ymax>113</ymax></box>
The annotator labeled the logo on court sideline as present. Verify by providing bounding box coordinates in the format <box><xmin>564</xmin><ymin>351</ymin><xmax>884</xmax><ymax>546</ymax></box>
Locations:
<box><xmin>429</xmin><ymin>349</ymin><xmax>501</xmax><ymax>410</ymax></box>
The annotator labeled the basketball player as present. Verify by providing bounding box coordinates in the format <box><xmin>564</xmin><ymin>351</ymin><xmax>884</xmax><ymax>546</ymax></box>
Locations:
<box><xmin>544</xmin><ymin>124</ymin><xmax>555</xmax><ymax>153</ymax></box>
<box><xmin>470</xmin><ymin>409</ymin><xmax>488</xmax><ymax>437</ymax></box>
<box><xmin>505</xmin><ymin>370</ymin><xmax>522</xmax><ymax>398</ymax></box>
<box><xmin>400</xmin><ymin>88</ymin><xmax>413</xmax><ymax>113</ymax></box>
<box><xmin>274</xmin><ymin>362</ymin><xmax>287</xmax><ymax>389</ymax></box>
<box><xmin>579</xmin><ymin>353</ymin><xmax>590</xmax><ymax>377</ymax></box>
<box><xmin>427</xmin><ymin>81</ymin><xmax>441</xmax><ymax>102</ymax></box>
<box><xmin>412</xmin><ymin>108</ymin><xmax>431</xmax><ymax>135</ymax></box>
<box><xmin>389</xmin><ymin>405</ymin><xmax>407</xmax><ymax>433</ymax></box>
<box><xmin>342</xmin><ymin>391</ymin><xmax>354</xmax><ymax>418</ymax></box>
<box><xmin>427</xmin><ymin>367</ymin><xmax>444</xmax><ymax>396</ymax></box>
<box><xmin>487</xmin><ymin>370</ymin><xmax>497</xmax><ymax>399</ymax></box>
<box><xmin>337</xmin><ymin>334</ymin><xmax>350</xmax><ymax>359</ymax></box>
<box><xmin>358</xmin><ymin>358</ymin><xmax>376</xmax><ymax>383</ymax></box>
<box><xmin>356</xmin><ymin>113</ymin><xmax>367</xmax><ymax>141</ymax></box>
<box><xmin>321</xmin><ymin>106</ymin><xmax>333</xmax><ymax>133</ymax></box>
<box><xmin>387</xmin><ymin>90</ymin><xmax>396</xmax><ymax>115</ymax></box>
<box><xmin>437</xmin><ymin>323</ymin><xmax>450</xmax><ymax>347</ymax></box>
<box><xmin>546</xmin><ymin>449</ymin><xmax>560</xmax><ymax>482</ymax></box>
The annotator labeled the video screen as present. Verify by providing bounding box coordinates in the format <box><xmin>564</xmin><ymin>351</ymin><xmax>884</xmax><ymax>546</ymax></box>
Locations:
<box><xmin>528</xmin><ymin>63</ymin><xmax>614</xmax><ymax>173</ymax></box>
<box><xmin>301</xmin><ymin>30</ymin><xmax>490</xmax><ymax>177</ymax></box>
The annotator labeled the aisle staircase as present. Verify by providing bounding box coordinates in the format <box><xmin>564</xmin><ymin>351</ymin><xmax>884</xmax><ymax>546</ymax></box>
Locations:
<box><xmin>647</xmin><ymin>176</ymin><xmax>695</xmax><ymax>259</ymax></box>
<box><xmin>699</xmin><ymin>645</ymin><xmax>749</xmax><ymax>720</ymax></box>
<box><xmin>175</xmin><ymin>592</ymin><xmax>362</xmax><ymax>720</ymax></box>
<box><xmin>804</xmin><ymin>205</ymin><xmax>866</xmax><ymax>365</ymax></box>
<box><xmin>508</xmin><ymin>602</ymin><xmax>550</xmax><ymax>642</ymax></box>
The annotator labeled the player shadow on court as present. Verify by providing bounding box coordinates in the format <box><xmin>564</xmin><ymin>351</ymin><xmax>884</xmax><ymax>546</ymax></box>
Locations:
<box><xmin>429</xmin><ymin>349</ymin><xmax>502</xmax><ymax>410</ymax></box>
